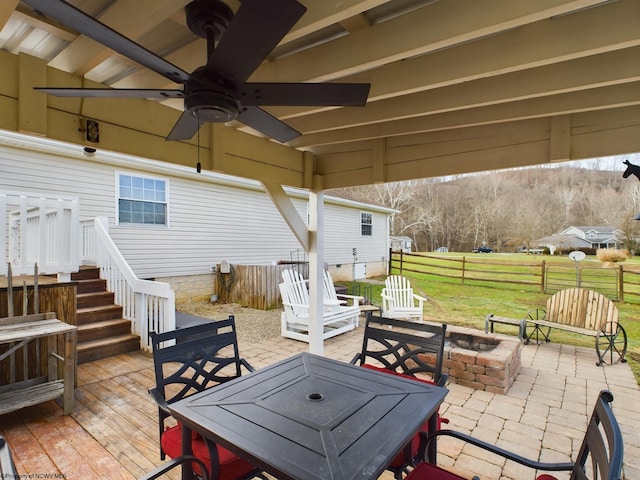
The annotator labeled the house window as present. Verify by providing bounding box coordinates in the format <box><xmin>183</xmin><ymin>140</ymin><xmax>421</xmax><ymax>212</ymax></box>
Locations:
<box><xmin>118</xmin><ymin>174</ymin><xmax>167</xmax><ymax>225</ymax></box>
<box><xmin>361</xmin><ymin>212</ymin><xmax>372</xmax><ymax>236</ymax></box>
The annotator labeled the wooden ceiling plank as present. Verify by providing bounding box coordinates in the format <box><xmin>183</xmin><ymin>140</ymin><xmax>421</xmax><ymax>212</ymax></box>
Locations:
<box><xmin>0</xmin><ymin>0</ymin><xmax>19</xmax><ymax>33</ymax></box>
<box><xmin>48</xmin><ymin>0</ymin><xmax>191</xmax><ymax>76</ymax></box>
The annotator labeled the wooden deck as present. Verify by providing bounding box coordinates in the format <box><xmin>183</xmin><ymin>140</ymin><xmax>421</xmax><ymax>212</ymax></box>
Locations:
<box><xmin>0</xmin><ymin>351</ymin><xmax>169</xmax><ymax>479</ymax></box>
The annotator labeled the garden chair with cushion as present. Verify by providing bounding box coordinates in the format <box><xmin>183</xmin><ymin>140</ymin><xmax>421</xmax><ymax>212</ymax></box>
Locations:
<box><xmin>407</xmin><ymin>389</ymin><xmax>623</xmax><ymax>480</ymax></box>
<box><xmin>148</xmin><ymin>317</ymin><xmax>265</xmax><ymax>480</ymax></box>
<box><xmin>350</xmin><ymin>314</ymin><xmax>448</xmax><ymax>479</ymax></box>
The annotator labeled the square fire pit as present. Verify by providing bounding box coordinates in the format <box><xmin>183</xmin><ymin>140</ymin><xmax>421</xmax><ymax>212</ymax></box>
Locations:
<box><xmin>442</xmin><ymin>327</ymin><xmax>522</xmax><ymax>394</ymax></box>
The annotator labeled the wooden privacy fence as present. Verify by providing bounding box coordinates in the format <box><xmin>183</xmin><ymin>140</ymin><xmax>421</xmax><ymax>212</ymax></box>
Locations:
<box><xmin>390</xmin><ymin>250</ymin><xmax>624</xmax><ymax>301</ymax></box>
<box><xmin>216</xmin><ymin>263</ymin><xmax>309</xmax><ymax>310</ymax></box>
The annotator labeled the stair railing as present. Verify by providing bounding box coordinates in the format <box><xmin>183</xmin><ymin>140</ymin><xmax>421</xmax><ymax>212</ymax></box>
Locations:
<box><xmin>1</xmin><ymin>190</ymin><xmax>80</xmax><ymax>278</ymax></box>
<box><xmin>93</xmin><ymin>217</ymin><xmax>175</xmax><ymax>349</ymax></box>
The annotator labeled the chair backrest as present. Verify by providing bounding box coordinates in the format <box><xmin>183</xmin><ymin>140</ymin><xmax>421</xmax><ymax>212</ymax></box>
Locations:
<box><xmin>356</xmin><ymin>315</ymin><xmax>447</xmax><ymax>386</ymax></box>
<box><xmin>323</xmin><ymin>269</ymin><xmax>339</xmax><ymax>303</ymax></box>
<box><xmin>546</xmin><ymin>288</ymin><xmax>619</xmax><ymax>332</ymax></box>
<box><xmin>280</xmin><ymin>269</ymin><xmax>310</xmax><ymax>317</ymax></box>
<box><xmin>572</xmin><ymin>390</ymin><xmax>623</xmax><ymax>480</ymax></box>
<box><xmin>150</xmin><ymin>316</ymin><xmax>245</xmax><ymax>405</ymax></box>
<box><xmin>0</xmin><ymin>435</ymin><xmax>17</xmax><ymax>477</ymax></box>
<box><xmin>385</xmin><ymin>275</ymin><xmax>417</xmax><ymax>306</ymax></box>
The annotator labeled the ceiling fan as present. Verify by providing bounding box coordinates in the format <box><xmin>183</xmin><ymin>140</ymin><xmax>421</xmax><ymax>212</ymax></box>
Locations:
<box><xmin>23</xmin><ymin>0</ymin><xmax>371</xmax><ymax>143</ymax></box>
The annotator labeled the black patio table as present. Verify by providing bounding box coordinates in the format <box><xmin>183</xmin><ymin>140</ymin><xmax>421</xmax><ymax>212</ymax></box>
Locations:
<box><xmin>168</xmin><ymin>352</ymin><xmax>448</xmax><ymax>480</ymax></box>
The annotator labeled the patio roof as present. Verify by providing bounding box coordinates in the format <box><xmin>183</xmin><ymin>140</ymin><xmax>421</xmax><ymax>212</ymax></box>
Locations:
<box><xmin>0</xmin><ymin>0</ymin><xmax>638</xmax><ymax>190</ymax></box>
<box><xmin>0</xmin><ymin>320</ymin><xmax>638</xmax><ymax>479</ymax></box>
<box><xmin>1</xmin><ymin>0</ymin><xmax>639</xmax><ymax>354</ymax></box>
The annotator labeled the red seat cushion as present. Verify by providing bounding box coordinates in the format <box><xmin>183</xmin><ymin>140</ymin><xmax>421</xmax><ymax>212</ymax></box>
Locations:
<box><xmin>406</xmin><ymin>463</ymin><xmax>465</xmax><ymax>479</ymax></box>
<box><xmin>161</xmin><ymin>424</ymin><xmax>257</xmax><ymax>480</ymax></box>
<box><xmin>361</xmin><ymin>364</ymin><xmax>446</xmax><ymax>468</ymax></box>
<box><xmin>407</xmin><ymin>463</ymin><xmax>559</xmax><ymax>480</ymax></box>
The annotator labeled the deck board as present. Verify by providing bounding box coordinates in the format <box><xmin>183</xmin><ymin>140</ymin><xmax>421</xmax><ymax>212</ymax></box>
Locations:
<box><xmin>1</xmin><ymin>350</ymin><xmax>158</xmax><ymax>480</ymax></box>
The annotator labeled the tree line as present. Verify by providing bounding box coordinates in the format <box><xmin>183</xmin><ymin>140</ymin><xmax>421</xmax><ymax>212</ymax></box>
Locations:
<box><xmin>329</xmin><ymin>161</ymin><xmax>640</xmax><ymax>253</ymax></box>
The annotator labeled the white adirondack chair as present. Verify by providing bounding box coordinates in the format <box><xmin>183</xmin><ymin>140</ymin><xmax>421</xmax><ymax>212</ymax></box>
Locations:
<box><xmin>322</xmin><ymin>270</ymin><xmax>364</xmax><ymax>308</ymax></box>
<box><xmin>279</xmin><ymin>269</ymin><xmax>360</xmax><ymax>342</ymax></box>
<box><xmin>381</xmin><ymin>275</ymin><xmax>426</xmax><ymax>321</ymax></box>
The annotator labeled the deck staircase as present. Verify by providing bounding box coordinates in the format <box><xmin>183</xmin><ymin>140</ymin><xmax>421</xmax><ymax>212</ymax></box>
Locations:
<box><xmin>73</xmin><ymin>267</ymin><xmax>140</xmax><ymax>364</ymax></box>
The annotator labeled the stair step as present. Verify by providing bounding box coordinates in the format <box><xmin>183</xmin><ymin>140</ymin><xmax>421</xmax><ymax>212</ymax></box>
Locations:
<box><xmin>77</xmin><ymin>334</ymin><xmax>140</xmax><ymax>364</ymax></box>
<box><xmin>77</xmin><ymin>318</ymin><xmax>132</xmax><ymax>343</ymax></box>
<box><xmin>76</xmin><ymin>278</ymin><xmax>107</xmax><ymax>294</ymax></box>
<box><xmin>77</xmin><ymin>291</ymin><xmax>115</xmax><ymax>309</ymax></box>
<box><xmin>71</xmin><ymin>267</ymin><xmax>101</xmax><ymax>281</ymax></box>
<box><xmin>77</xmin><ymin>304</ymin><xmax>123</xmax><ymax>324</ymax></box>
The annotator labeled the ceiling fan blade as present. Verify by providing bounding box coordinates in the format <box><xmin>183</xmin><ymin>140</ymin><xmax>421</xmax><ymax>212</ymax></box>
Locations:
<box><xmin>23</xmin><ymin>0</ymin><xmax>191</xmax><ymax>85</ymax></box>
<box><xmin>34</xmin><ymin>88</ymin><xmax>184</xmax><ymax>99</ymax></box>
<box><xmin>166</xmin><ymin>111</ymin><xmax>201</xmax><ymax>141</ymax></box>
<box><xmin>237</xmin><ymin>106</ymin><xmax>300</xmax><ymax>143</ymax></box>
<box><xmin>240</xmin><ymin>83</ymin><xmax>371</xmax><ymax>106</ymax></box>
<box><xmin>206</xmin><ymin>0</ymin><xmax>306</xmax><ymax>84</ymax></box>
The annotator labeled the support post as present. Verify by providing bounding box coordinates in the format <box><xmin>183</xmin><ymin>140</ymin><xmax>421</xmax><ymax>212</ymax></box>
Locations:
<box><xmin>308</xmin><ymin>175</ymin><xmax>324</xmax><ymax>355</ymax></box>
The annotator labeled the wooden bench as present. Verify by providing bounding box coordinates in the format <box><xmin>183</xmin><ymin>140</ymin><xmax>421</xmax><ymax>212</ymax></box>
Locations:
<box><xmin>524</xmin><ymin>288</ymin><xmax>627</xmax><ymax>366</ymax></box>
<box><xmin>0</xmin><ymin>313</ymin><xmax>77</xmax><ymax>415</ymax></box>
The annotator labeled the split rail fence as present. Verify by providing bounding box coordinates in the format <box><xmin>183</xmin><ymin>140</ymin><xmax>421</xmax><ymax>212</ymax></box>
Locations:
<box><xmin>389</xmin><ymin>250</ymin><xmax>632</xmax><ymax>302</ymax></box>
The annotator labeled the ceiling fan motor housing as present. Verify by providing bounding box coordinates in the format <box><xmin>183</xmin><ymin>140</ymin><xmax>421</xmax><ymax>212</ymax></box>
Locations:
<box><xmin>185</xmin><ymin>0</ymin><xmax>233</xmax><ymax>40</ymax></box>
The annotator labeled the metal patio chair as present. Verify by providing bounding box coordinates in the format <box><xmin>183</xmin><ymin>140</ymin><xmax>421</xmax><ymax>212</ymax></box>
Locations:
<box><xmin>351</xmin><ymin>314</ymin><xmax>448</xmax><ymax>479</ymax></box>
<box><xmin>147</xmin><ymin>316</ymin><xmax>265</xmax><ymax>480</ymax></box>
<box><xmin>407</xmin><ymin>390</ymin><xmax>623</xmax><ymax>480</ymax></box>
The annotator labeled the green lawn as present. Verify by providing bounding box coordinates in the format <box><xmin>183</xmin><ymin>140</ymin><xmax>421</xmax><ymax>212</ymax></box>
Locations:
<box><xmin>356</xmin><ymin>255</ymin><xmax>640</xmax><ymax>384</ymax></box>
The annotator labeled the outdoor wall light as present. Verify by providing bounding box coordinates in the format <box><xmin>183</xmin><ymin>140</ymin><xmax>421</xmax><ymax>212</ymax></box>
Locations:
<box><xmin>83</xmin><ymin>147</ymin><xmax>96</xmax><ymax>156</ymax></box>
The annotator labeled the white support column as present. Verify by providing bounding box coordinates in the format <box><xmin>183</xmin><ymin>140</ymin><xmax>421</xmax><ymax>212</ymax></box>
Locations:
<box><xmin>308</xmin><ymin>175</ymin><xmax>324</xmax><ymax>355</ymax></box>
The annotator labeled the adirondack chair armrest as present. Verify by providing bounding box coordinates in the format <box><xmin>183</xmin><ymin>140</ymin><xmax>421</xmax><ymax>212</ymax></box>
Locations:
<box><xmin>413</xmin><ymin>293</ymin><xmax>427</xmax><ymax>302</ymax></box>
<box><xmin>148</xmin><ymin>387</ymin><xmax>172</xmax><ymax>415</ymax></box>
<box><xmin>282</xmin><ymin>301</ymin><xmax>309</xmax><ymax>309</ymax></box>
<box><xmin>336</xmin><ymin>294</ymin><xmax>365</xmax><ymax>307</ymax></box>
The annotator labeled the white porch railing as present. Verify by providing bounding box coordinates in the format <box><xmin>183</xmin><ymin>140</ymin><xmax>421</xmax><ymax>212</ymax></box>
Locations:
<box><xmin>93</xmin><ymin>217</ymin><xmax>175</xmax><ymax>350</ymax></box>
<box><xmin>1</xmin><ymin>191</ymin><xmax>80</xmax><ymax>277</ymax></box>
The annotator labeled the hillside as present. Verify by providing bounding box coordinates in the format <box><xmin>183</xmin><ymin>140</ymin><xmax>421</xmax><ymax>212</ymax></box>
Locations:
<box><xmin>328</xmin><ymin>165</ymin><xmax>640</xmax><ymax>252</ymax></box>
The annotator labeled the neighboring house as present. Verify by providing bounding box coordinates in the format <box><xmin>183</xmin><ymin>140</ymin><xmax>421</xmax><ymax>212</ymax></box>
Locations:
<box><xmin>537</xmin><ymin>226</ymin><xmax>624</xmax><ymax>254</ymax></box>
<box><xmin>390</xmin><ymin>236</ymin><xmax>413</xmax><ymax>253</ymax></box>
<box><xmin>0</xmin><ymin>131</ymin><xmax>393</xmax><ymax>301</ymax></box>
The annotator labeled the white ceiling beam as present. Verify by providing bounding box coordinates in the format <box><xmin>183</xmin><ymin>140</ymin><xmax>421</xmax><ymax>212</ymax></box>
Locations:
<box><xmin>251</xmin><ymin>0</ymin><xmax>609</xmax><ymax>83</ymax></box>
<box><xmin>287</xmin><ymin>47</ymin><xmax>640</xmax><ymax>137</ymax></box>
<box><xmin>299</xmin><ymin>83</ymin><xmax>640</xmax><ymax>148</ymax></box>
<box><xmin>284</xmin><ymin>0</ymin><xmax>386</xmax><ymax>43</ymax></box>
<box><xmin>267</xmin><ymin>0</ymin><xmax>640</xmax><ymax>121</ymax></box>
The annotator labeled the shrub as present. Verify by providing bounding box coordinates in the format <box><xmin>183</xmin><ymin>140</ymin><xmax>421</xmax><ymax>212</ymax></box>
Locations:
<box><xmin>596</xmin><ymin>248</ymin><xmax>629</xmax><ymax>263</ymax></box>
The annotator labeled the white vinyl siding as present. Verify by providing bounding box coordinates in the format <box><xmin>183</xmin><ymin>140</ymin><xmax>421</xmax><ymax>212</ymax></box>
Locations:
<box><xmin>0</xmin><ymin>140</ymin><xmax>391</xmax><ymax>279</ymax></box>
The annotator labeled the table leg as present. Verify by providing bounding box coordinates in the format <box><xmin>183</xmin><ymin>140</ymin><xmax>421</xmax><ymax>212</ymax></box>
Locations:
<box><xmin>427</xmin><ymin>413</ymin><xmax>438</xmax><ymax>464</ymax></box>
<box><xmin>181</xmin><ymin>425</ymin><xmax>193</xmax><ymax>480</ymax></box>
